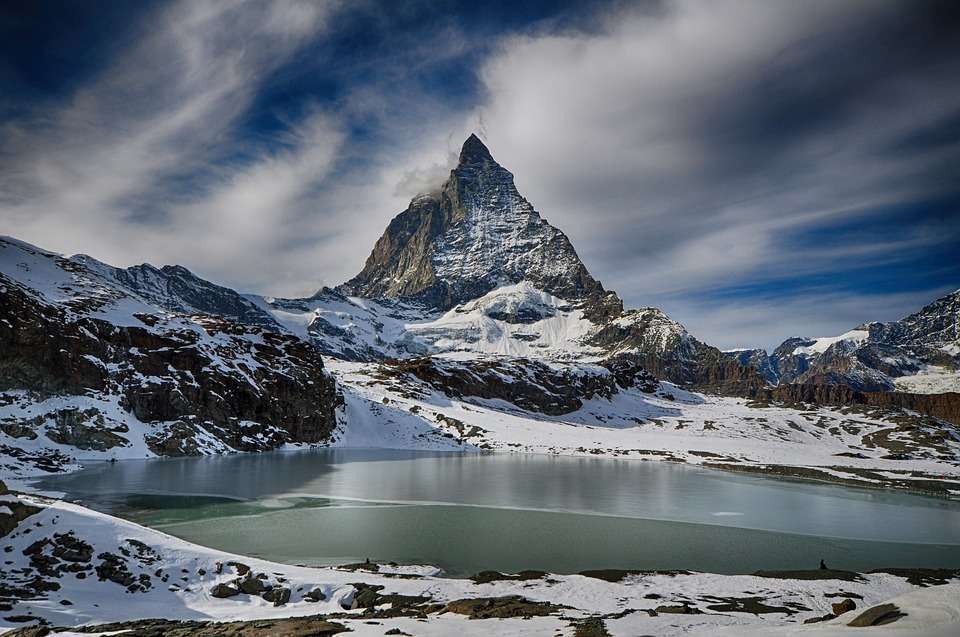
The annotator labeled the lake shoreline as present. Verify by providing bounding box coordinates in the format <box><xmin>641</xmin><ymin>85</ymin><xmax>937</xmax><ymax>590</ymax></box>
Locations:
<box><xmin>30</xmin><ymin>449</ymin><xmax>960</xmax><ymax>579</ymax></box>
<box><xmin>2</xmin><ymin>486</ymin><xmax>959</xmax><ymax>636</ymax></box>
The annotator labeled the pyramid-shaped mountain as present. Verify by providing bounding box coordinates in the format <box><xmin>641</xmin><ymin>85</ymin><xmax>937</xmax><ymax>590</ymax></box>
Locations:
<box><xmin>341</xmin><ymin>134</ymin><xmax>606</xmax><ymax>310</ymax></box>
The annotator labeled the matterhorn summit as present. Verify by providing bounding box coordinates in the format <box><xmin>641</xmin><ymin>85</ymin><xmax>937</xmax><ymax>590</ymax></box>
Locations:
<box><xmin>341</xmin><ymin>134</ymin><xmax>606</xmax><ymax>310</ymax></box>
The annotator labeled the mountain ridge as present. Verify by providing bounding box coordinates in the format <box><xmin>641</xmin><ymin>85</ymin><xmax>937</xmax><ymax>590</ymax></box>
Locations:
<box><xmin>726</xmin><ymin>289</ymin><xmax>960</xmax><ymax>392</ymax></box>
<box><xmin>0</xmin><ymin>236</ymin><xmax>339</xmax><ymax>474</ymax></box>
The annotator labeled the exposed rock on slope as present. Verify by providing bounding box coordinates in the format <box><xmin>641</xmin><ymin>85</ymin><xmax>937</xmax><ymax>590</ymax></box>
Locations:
<box><xmin>757</xmin><ymin>384</ymin><xmax>960</xmax><ymax>428</ymax></box>
<box><xmin>0</xmin><ymin>237</ymin><xmax>338</xmax><ymax>469</ymax></box>
<box><xmin>379</xmin><ymin>354</ymin><xmax>660</xmax><ymax>416</ymax></box>
<box><xmin>724</xmin><ymin>349</ymin><xmax>779</xmax><ymax>385</ymax></box>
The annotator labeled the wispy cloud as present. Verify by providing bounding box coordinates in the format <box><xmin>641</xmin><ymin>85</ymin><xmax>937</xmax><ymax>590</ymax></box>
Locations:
<box><xmin>0</xmin><ymin>0</ymin><xmax>341</xmax><ymax>292</ymax></box>
<box><xmin>1</xmin><ymin>0</ymin><xmax>957</xmax><ymax>347</ymax></box>
<box><xmin>455</xmin><ymin>0</ymin><xmax>960</xmax><ymax>344</ymax></box>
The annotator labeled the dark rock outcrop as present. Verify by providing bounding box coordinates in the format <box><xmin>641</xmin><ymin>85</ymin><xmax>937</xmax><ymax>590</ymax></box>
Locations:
<box><xmin>6</xmin><ymin>617</ymin><xmax>350</xmax><ymax>636</ymax></box>
<box><xmin>722</xmin><ymin>349</ymin><xmax>779</xmax><ymax>385</ymax></box>
<box><xmin>832</xmin><ymin>598</ymin><xmax>856</xmax><ymax>616</ymax></box>
<box><xmin>210</xmin><ymin>583</ymin><xmax>240</xmax><ymax>598</ymax></box>
<box><xmin>846</xmin><ymin>603</ymin><xmax>907</xmax><ymax>627</ymax></box>
<box><xmin>380</xmin><ymin>353</ymin><xmax>659</xmax><ymax>415</ymax></box>
<box><xmin>755</xmin><ymin>384</ymin><xmax>960</xmax><ymax>425</ymax></box>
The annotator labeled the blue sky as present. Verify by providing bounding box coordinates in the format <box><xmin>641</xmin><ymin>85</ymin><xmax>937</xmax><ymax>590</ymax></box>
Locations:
<box><xmin>1</xmin><ymin>0</ymin><xmax>958</xmax><ymax>349</ymax></box>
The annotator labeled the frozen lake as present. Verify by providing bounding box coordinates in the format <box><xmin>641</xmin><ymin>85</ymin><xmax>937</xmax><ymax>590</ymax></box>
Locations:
<box><xmin>37</xmin><ymin>449</ymin><xmax>960</xmax><ymax>577</ymax></box>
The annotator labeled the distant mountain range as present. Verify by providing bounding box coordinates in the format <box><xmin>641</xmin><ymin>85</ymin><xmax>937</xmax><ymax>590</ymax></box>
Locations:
<box><xmin>725</xmin><ymin>289</ymin><xmax>960</xmax><ymax>392</ymax></box>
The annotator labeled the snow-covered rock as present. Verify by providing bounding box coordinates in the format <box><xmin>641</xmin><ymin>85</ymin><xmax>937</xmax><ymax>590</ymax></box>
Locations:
<box><xmin>0</xmin><ymin>236</ymin><xmax>338</xmax><ymax>481</ymax></box>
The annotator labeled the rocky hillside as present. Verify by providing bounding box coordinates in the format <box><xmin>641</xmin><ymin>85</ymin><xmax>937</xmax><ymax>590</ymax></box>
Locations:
<box><xmin>0</xmin><ymin>237</ymin><xmax>338</xmax><ymax>477</ymax></box>
<box><xmin>378</xmin><ymin>353</ymin><xmax>660</xmax><ymax>416</ymax></box>
<box><xmin>724</xmin><ymin>349</ymin><xmax>779</xmax><ymax>385</ymax></box>
<box><xmin>755</xmin><ymin>290</ymin><xmax>960</xmax><ymax>393</ymax></box>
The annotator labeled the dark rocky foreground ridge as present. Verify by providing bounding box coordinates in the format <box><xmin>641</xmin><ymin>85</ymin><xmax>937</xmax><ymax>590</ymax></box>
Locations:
<box><xmin>0</xmin><ymin>237</ymin><xmax>338</xmax><ymax>463</ymax></box>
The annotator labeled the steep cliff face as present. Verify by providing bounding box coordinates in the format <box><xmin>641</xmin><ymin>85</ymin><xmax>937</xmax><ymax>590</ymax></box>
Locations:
<box><xmin>0</xmin><ymin>237</ymin><xmax>338</xmax><ymax>465</ymax></box>
<box><xmin>341</xmin><ymin>134</ymin><xmax>606</xmax><ymax>310</ymax></box>
<box><xmin>723</xmin><ymin>349</ymin><xmax>779</xmax><ymax>385</ymax></box>
<box><xmin>756</xmin><ymin>384</ymin><xmax>960</xmax><ymax>426</ymax></box>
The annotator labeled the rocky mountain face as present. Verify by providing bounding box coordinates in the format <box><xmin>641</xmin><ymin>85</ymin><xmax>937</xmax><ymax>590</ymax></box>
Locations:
<box><xmin>763</xmin><ymin>291</ymin><xmax>960</xmax><ymax>393</ymax></box>
<box><xmin>341</xmin><ymin>134</ymin><xmax>606</xmax><ymax>311</ymax></box>
<box><xmin>723</xmin><ymin>349</ymin><xmax>779</xmax><ymax>385</ymax></box>
<box><xmin>379</xmin><ymin>353</ymin><xmax>661</xmax><ymax>416</ymax></box>
<box><xmin>260</xmin><ymin>135</ymin><xmax>768</xmax><ymax>393</ymax></box>
<box><xmin>870</xmin><ymin>290</ymin><xmax>960</xmax><ymax>350</ymax></box>
<box><xmin>0</xmin><ymin>237</ymin><xmax>338</xmax><ymax>471</ymax></box>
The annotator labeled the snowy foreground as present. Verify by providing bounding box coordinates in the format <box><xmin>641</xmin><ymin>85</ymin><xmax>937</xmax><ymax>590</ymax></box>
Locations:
<box><xmin>2</xmin><ymin>362</ymin><xmax>959</xmax><ymax>636</ymax></box>
<box><xmin>2</xmin><ymin>490</ymin><xmax>958</xmax><ymax>636</ymax></box>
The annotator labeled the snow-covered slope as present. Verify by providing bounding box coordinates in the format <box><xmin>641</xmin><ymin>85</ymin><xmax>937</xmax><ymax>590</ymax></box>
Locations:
<box><xmin>257</xmin><ymin>283</ymin><xmax>615</xmax><ymax>362</ymax></box>
<box><xmin>0</xmin><ymin>237</ymin><xmax>338</xmax><ymax>483</ymax></box>
<box><xmin>325</xmin><ymin>359</ymin><xmax>960</xmax><ymax>495</ymax></box>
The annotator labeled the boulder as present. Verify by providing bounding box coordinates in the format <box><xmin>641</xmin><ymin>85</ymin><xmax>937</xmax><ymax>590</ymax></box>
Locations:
<box><xmin>847</xmin><ymin>603</ymin><xmax>907</xmax><ymax>627</ymax></box>
<box><xmin>210</xmin><ymin>583</ymin><xmax>240</xmax><ymax>598</ymax></box>
<box><xmin>831</xmin><ymin>598</ymin><xmax>856</xmax><ymax>616</ymax></box>
<box><xmin>227</xmin><ymin>561</ymin><xmax>250</xmax><ymax>576</ymax></box>
<box><xmin>238</xmin><ymin>575</ymin><xmax>266</xmax><ymax>595</ymax></box>
<box><xmin>265</xmin><ymin>586</ymin><xmax>290</xmax><ymax>607</ymax></box>
<box><xmin>655</xmin><ymin>603</ymin><xmax>702</xmax><ymax>614</ymax></box>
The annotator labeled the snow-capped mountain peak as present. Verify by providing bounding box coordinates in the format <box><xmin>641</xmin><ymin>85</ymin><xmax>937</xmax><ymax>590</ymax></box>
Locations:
<box><xmin>341</xmin><ymin>134</ymin><xmax>605</xmax><ymax>311</ymax></box>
